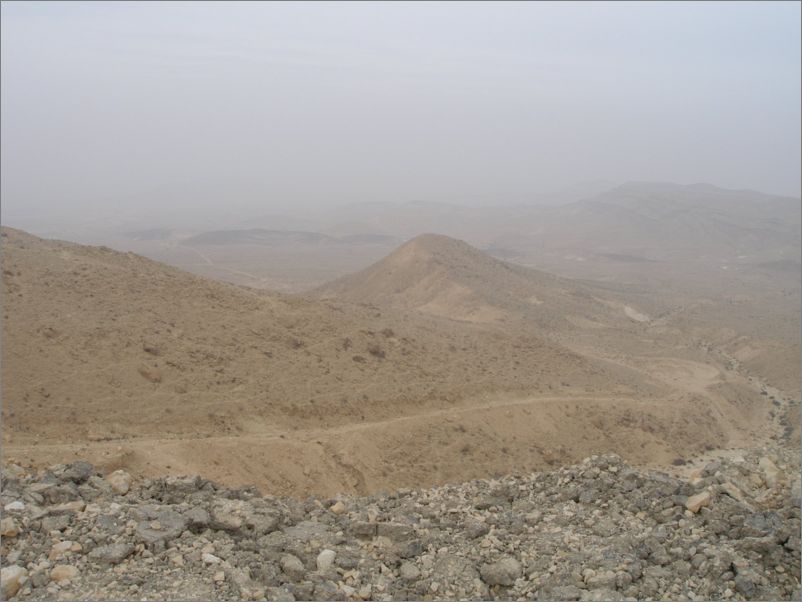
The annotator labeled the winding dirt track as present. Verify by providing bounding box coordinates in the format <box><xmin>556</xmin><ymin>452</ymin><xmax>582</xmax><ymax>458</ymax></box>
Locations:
<box><xmin>3</xmin><ymin>373</ymin><xmax>779</xmax><ymax>498</ymax></box>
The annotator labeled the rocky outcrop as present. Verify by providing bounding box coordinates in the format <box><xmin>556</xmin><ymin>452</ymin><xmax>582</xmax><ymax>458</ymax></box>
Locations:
<box><xmin>0</xmin><ymin>451</ymin><xmax>799</xmax><ymax>600</ymax></box>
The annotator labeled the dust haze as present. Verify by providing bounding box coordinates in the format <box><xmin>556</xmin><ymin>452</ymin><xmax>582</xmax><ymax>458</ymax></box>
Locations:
<box><xmin>2</xmin><ymin>1</ymin><xmax>800</xmax><ymax>232</ymax></box>
<box><xmin>1</xmin><ymin>3</ymin><xmax>801</xmax><ymax>601</ymax></box>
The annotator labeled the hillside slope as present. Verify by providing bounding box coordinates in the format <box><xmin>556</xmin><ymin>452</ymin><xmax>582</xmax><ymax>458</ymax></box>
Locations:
<box><xmin>313</xmin><ymin>233</ymin><xmax>659</xmax><ymax>332</ymax></box>
<box><xmin>1</xmin><ymin>228</ymin><xmax>779</xmax><ymax>495</ymax></box>
<box><xmin>2</xmin><ymin>228</ymin><xmax>628</xmax><ymax>446</ymax></box>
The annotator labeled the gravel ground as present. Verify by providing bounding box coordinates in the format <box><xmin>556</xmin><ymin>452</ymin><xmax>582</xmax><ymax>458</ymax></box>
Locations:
<box><xmin>1</xmin><ymin>448</ymin><xmax>799</xmax><ymax>601</ymax></box>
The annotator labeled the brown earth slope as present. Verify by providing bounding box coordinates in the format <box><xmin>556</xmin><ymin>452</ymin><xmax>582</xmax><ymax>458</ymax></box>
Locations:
<box><xmin>2</xmin><ymin>228</ymin><xmax>630</xmax><ymax>443</ymax></box>
<box><xmin>0</xmin><ymin>228</ymin><xmax>779</xmax><ymax>496</ymax></box>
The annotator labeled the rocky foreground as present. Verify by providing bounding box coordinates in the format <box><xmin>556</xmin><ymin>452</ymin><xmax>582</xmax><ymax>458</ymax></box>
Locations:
<box><xmin>1</xmin><ymin>450</ymin><xmax>800</xmax><ymax>601</ymax></box>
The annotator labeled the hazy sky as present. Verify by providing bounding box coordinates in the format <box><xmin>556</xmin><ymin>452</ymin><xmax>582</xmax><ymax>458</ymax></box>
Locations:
<box><xmin>2</xmin><ymin>1</ymin><xmax>800</xmax><ymax>224</ymax></box>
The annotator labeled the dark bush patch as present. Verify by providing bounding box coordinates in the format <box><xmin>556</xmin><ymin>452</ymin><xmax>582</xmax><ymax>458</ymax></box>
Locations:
<box><xmin>367</xmin><ymin>344</ymin><xmax>385</xmax><ymax>359</ymax></box>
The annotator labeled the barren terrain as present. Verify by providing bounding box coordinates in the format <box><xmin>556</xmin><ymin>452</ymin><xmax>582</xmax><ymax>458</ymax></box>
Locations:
<box><xmin>2</xmin><ymin>225</ymin><xmax>797</xmax><ymax>499</ymax></box>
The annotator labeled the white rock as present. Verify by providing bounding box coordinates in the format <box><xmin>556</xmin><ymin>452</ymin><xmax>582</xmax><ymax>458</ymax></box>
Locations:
<box><xmin>1</xmin><ymin>566</ymin><xmax>27</xmax><ymax>599</ymax></box>
<box><xmin>3</xmin><ymin>501</ymin><xmax>25</xmax><ymax>512</ymax></box>
<box><xmin>759</xmin><ymin>457</ymin><xmax>783</xmax><ymax>488</ymax></box>
<box><xmin>202</xmin><ymin>553</ymin><xmax>222</xmax><ymax>565</ymax></box>
<box><xmin>106</xmin><ymin>470</ymin><xmax>132</xmax><ymax>495</ymax></box>
<box><xmin>330</xmin><ymin>501</ymin><xmax>346</xmax><ymax>514</ymax></box>
<box><xmin>316</xmin><ymin>549</ymin><xmax>336</xmax><ymax>572</ymax></box>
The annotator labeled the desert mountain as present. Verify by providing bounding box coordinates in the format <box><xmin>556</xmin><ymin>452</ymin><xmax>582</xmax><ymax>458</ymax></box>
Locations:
<box><xmin>1</xmin><ymin>227</ymin><xmax>782</xmax><ymax>496</ymax></box>
<box><xmin>517</xmin><ymin>181</ymin><xmax>802</xmax><ymax>261</ymax></box>
<box><xmin>317</xmin><ymin>182</ymin><xmax>800</xmax><ymax>262</ymax></box>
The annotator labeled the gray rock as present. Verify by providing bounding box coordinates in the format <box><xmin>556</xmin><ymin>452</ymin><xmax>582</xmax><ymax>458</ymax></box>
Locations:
<box><xmin>433</xmin><ymin>554</ymin><xmax>481</xmax><ymax>589</ymax></box>
<box><xmin>312</xmin><ymin>580</ymin><xmax>344</xmax><ymax>601</ymax></box>
<box><xmin>790</xmin><ymin>478</ymin><xmax>801</xmax><ymax>507</ymax></box>
<box><xmin>247</xmin><ymin>509</ymin><xmax>281</xmax><ymax>535</ymax></box>
<box><xmin>540</xmin><ymin>584</ymin><xmax>584</xmax><ymax>601</ymax></box>
<box><xmin>41</xmin><ymin>514</ymin><xmax>71</xmax><ymax>533</ymax></box>
<box><xmin>393</xmin><ymin>538</ymin><xmax>423</xmax><ymax>559</ymax></box>
<box><xmin>349</xmin><ymin>521</ymin><xmax>377</xmax><ymax>539</ymax></box>
<box><xmin>161</xmin><ymin>476</ymin><xmax>202</xmax><ymax>503</ymax></box>
<box><xmin>734</xmin><ymin>574</ymin><xmax>757</xmax><ymax>599</ymax></box>
<box><xmin>184</xmin><ymin>507</ymin><xmax>210</xmax><ymax>532</ymax></box>
<box><xmin>42</xmin><ymin>483</ymin><xmax>81</xmax><ymax>505</ymax></box>
<box><xmin>399</xmin><ymin>562</ymin><xmax>420</xmax><ymax>581</ymax></box>
<box><xmin>283</xmin><ymin>520</ymin><xmax>331</xmax><ymax>542</ymax></box>
<box><xmin>225</xmin><ymin>565</ymin><xmax>266</xmax><ymax>600</ymax></box>
<box><xmin>87</xmin><ymin>475</ymin><xmax>113</xmax><ymax>494</ymax></box>
<box><xmin>465</xmin><ymin>520</ymin><xmax>490</xmax><ymax>539</ymax></box>
<box><xmin>89</xmin><ymin>543</ymin><xmax>134</xmax><ymax>565</ymax></box>
<box><xmin>93</xmin><ymin>514</ymin><xmax>126</xmax><ymax>543</ymax></box>
<box><xmin>586</xmin><ymin>569</ymin><xmax>617</xmax><ymax>589</ymax></box>
<box><xmin>62</xmin><ymin>461</ymin><xmax>95</xmax><ymax>484</ymax></box>
<box><xmin>135</xmin><ymin>510</ymin><xmax>186</xmax><ymax>545</ymax></box>
<box><xmin>287</xmin><ymin>581</ymin><xmax>315</xmax><ymax>601</ymax></box>
<box><xmin>266</xmin><ymin>586</ymin><xmax>296</xmax><ymax>602</ymax></box>
<box><xmin>581</xmin><ymin>587</ymin><xmax>622</xmax><ymax>601</ymax></box>
<box><xmin>209</xmin><ymin>499</ymin><xmax>245</xmax><ymax>532</ymax></box>
<box><xmin>377</xmin><ymin>522</ymin><xmax>414</xmax><ymax>541</ymax></box>
<box><xmin>335</xmin><ymin>553</ymin><xmax>360</xmax><ymax>570</ymax></box>
<box><xmin>280</xmin><ymin>554</ymin><xmax>306</xmax><ymax>581</ymax></box>
<box><xmin>480</xmin><ymin>557</ymin><xmax>522</xmax><ymax>586</ymax></box>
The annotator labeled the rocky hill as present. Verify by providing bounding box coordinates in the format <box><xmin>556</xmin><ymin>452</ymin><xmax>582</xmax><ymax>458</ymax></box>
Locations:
<box><xmin>1</xmin><ymin>450</ymin><xmax>799</xmax><ymax>601</ymax></box>
<box><xmin>313</xmin><ymin>233</ymin><xmax>659</xmax><ymax>331</ymax></box>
